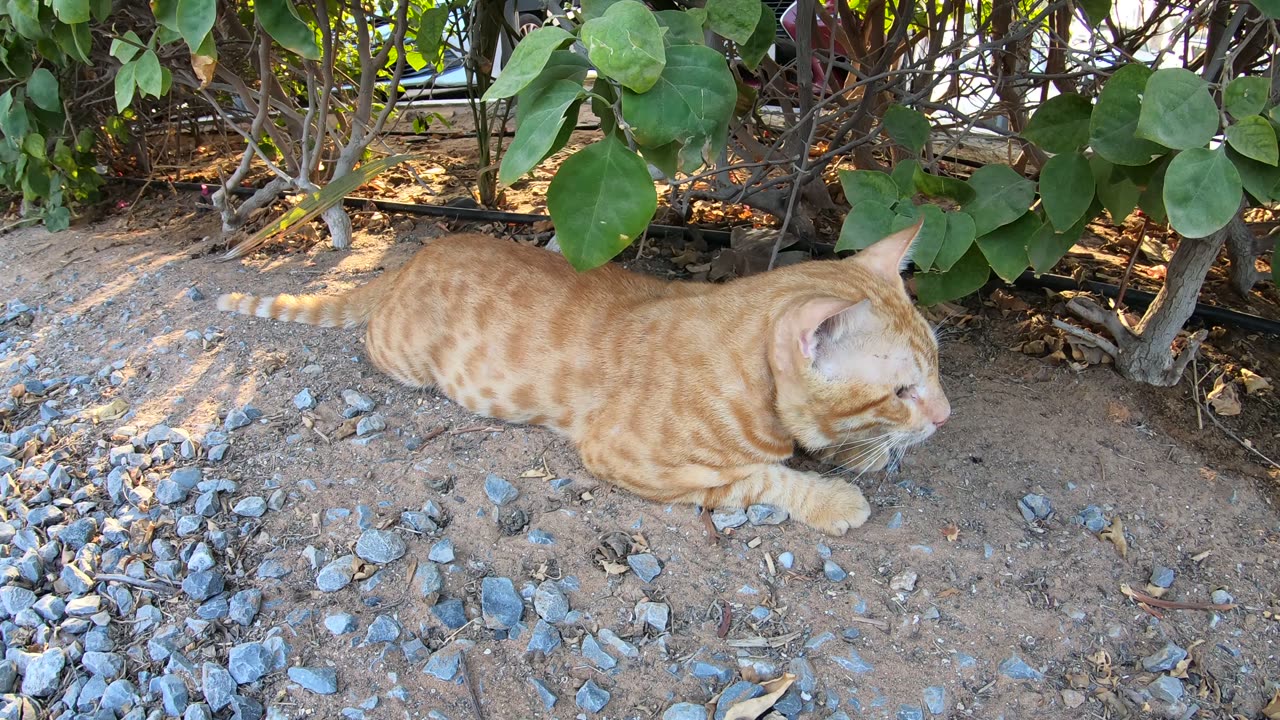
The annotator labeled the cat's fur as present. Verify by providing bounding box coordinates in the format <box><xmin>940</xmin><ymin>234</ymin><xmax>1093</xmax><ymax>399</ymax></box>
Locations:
<box><xmin>216</xmin><ymin>223</ymin><xmax>949</xmax><ymax>535</ymax></box>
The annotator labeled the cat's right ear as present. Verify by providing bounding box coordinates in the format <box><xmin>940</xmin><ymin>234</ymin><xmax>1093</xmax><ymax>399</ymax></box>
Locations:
<box><xmin>775</xmin><ymin>297</ymin><xmax>873</xmax><ymax>364</ymax></box>
<box><xmin>850</xmin><ymin>217</ymin><xmax>924</xmax><ymax>280</ymax></box>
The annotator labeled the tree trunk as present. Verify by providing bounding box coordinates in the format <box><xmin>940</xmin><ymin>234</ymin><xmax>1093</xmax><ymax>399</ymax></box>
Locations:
<box><xmin>1225</xmin><ymin>212</ymin><xmax>1261</xmax><ymax>295</ymax></box>
<box><xmin>469</xmin><ymin>0</ymin><xmax>506</xmax><ymax>207</ymax></box>
<box><xmin>216</xmin><ymin>178</ymin><xmax>289</xmax><ymax>233</ymax></box>
<box><xmin>322</xmin><ymin>204</ymin><xmax>355</xmax><ymax>250</ymax></box>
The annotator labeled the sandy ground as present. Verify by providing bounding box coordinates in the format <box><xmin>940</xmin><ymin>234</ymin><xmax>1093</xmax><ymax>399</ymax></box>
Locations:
<box><xmin>2</xmin><ymin>197</ymin><xmax>1279</xmax><ymax>720</ymax></box>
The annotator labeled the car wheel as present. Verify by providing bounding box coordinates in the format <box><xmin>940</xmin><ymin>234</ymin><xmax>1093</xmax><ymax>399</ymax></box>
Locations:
<box><xmin>517</xmin><ymin>13</ymin><xmax>541</xmax><ymax>38</ymax></box>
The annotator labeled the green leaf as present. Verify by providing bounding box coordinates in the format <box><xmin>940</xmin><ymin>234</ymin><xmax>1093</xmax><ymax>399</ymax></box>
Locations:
<box><xmin>114</xmin><ymin>60</ymin><xmax>137</xmax><ymax>113</ymax></box>
<box><xmin>1</xmin><ymin>39</ymin><xmax>34</xmax><ymax>77</ymax></box>
<box><xmin>1227</xmin><ymin>145</ymin><xmax>1280</xmax><ymax>203</ymax></box>
<box><xmin>620</xmin><ymin>44</ymin><xmax>736</xmax><ymax>168</ymax></box>
<box><xmin>836</xmin><ymin>200</ymin><xmax>898</xmax><ymax>252</ymax></box>
<box><xmin>1250</xmin><ymin>0</ymin><xmax>1280</xmax><ymax>19</ymax></box>
<box><xmin>1089</xmin><ymin>155</ymin><xmax>1139</xmax><ymax>225</ymax></box>
<box><xmin>91</xmin><ymin>0</ymin><xmax>111</xmax><ymax>22</ymax></box>
<box><xmin>738</xmin><ymin>6</ymin><xmax>775</xmax><ymax>69</ymax></box>
<box><xmin>961</xmin><ymin>164</ymin><xmax>1036</xmax><ymax>236</ymax></box>
<box><xmin>915</xmin><ymin>243</ymin><xmax>991</xmax><ymax>305</ymax></box>
<box><xmin>482</xmin><ymin>26</ymin><xmax>575</xmax><ymax>100</ymax></box>
<box><xmin>1040</xmin><ymin>152</ymin><xmax>1095</xmax><ymax>231</ymax></box>
<box><xmin>581</xmin><ymin>1</ymin><xmax>667</xmax><ymax>94</ymax></box>
<box><xmin>1138</xmin><ymin>157</ymin><xmax>1169</xmax><ymax>223</ymax></box>
<box><xmin>640</xmin><ymin>141</ymin><xmax>680</xmax><ymax>179</ymax></box>
<box><xmin>152</xmin><ymin>0</ymin><xmax>178</xmax><ymax>28</ymax></box>
<box><xmin>501</xmin><ymin>80</ymin><xmax>584</xmax><ymax>185</ymax></box>
<box><xmin>27</xmin><ymin>69</ymin><xmax>60</xmax><ymax>112</ymax></box>
<box><xmin>21</xmin><ymin>132</ymin><xmax>45</xmax><ymax>160</ymax></box>
<box><xmin>110</xmin><ymin>31</ymin><xmax>143</xmax><ymax>63</ymax></box>
<box><xmin>1022</xmin><ymin>93</ymin><xmax>1092</xmax><ymax>154</ymax></box>
<box><xmin>1078</xmin><ymin>0</ymin><xmax>1110</xmax><ymax>25</ymax></box>
<box><xmin>1027</xmin><ymin>205</ymin><xmax>1092</xmax><ymax>274</ymax></box>
<box><xmin>705</xmin><ymin>0</ymin><xmax>761</xmax><ymax>44</ymax></box>
<box><xmin>893</xmin><ymin>203</ymin><xmax>946</xmax><ymax>270</ymax></box>
<box><xmin>23</xmin><ymin>159</ymin><xmax>50</xmax><ymax>198</ymax></box>
<box><xmin>516</xmin><ymin>50</ymin><xmax>591</xmax><ymax>125</ymax></box>
<box><xmin>547</xmin><ymin>135</ymin><xmax>657</xmax><ymax>270</ymax></box>
<box><xmin>838</xmin><ymin>170</ymin><xmax>899</xmax><ymax>207</ymax></box>
<box><xmin>256</xmin><ymin>0</ymin><xmax>321</xmax><ymax>60</ymax></box>
<box><xmin>591</xmin><ymin>76</ymin><xmax>619</xmax><ymax>137</ymax></box>
<box><xmin>913</xmin><ymin>167</ymin><xmax>974</xmax><ymax>203</ymax></box>
<box><xmin>655</xmin><ymin>9</ymin><xmax>707</xmax><ymax>46</ymax></box>
<box><xmin>227</xmin><ymin>155</ymin><xmax>413</xmax><ymax>259</ymax></box>
<box><xmin>10</xmin><ymin>0</ymin><xmax>46</xmax><ymax>39</ymax></box>
<box><xmin>417</xmin><ymin>7</ymin><xmax>449</xmax><ymax>69</ymax></box>
<box><xmin>1163</xmin><ymin>147</ymin><xmax>1242</xmax><ymax>238</ymax></box>
<box><xmin>52</xmin><ymin>0</ymin><xmax>89</xmax><ymax>23</ymax></box>
<box><xmin>176</xmin><ymin>0</ymin><xmax>217</xmax><ymax>51</ymax></box>
<box><xmin>891</xmin><ymin>159</ymin><xmax>919</xmax><ymax>198</ymax></box>
<box><xmin>881</xmin><ymin>104</ymin><xmax>929</xmax><ymax>154</ymax></box>
<box><xmin>580</xmin><ymin>0</ymin><xmax>623</xmax><ymax>21</ymax></box>
<box><xmin>135</xmin><ymin>50</ymin><xmax>164</xmax><ymax>98</ymax></box>
<box><xmin>0</xmin><ymin>91</ymin><xmax>27</xmax><ymax>144</ymax></box>
<box><xmin>1135</xmin><ymin>68</ymin><xmax>1219</xmax><ymax>150</ymax></box>
<box><xmin>934</xmin><ymin>210</ymin><xmax>976</xmax><ymax>272</ymax></box>
<box><xmin>1090</xmin><ymin>64</ymin><xmax>1166</xmax><ymax>166</ymax></box>
<box><xmin>1224</xmin><ymin>76</ymin><xmax>1269</xmax><ymax>118</ymax></box>
<box><xmin>1226</xmin><ymin>115</ymin><xmax>1279</xmax><ymax>166</ymax></box>
<box><xmin>976</xmin><ymin>211</ymin><xmax>1039</xmax><ymax>283</ymax></box>
<box><xmin>44</xmin><ymin>205</ymin><xmax>70</xmax><ymax>232</ymax></box>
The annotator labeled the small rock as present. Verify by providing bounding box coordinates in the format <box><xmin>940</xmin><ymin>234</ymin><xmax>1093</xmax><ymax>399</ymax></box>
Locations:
<box><xmin>422</xmin><ymin>647</ymin><xmax>462</xmax><ymax>681</ymax></box>
<box><xmin>431</xmin><ymin>599</ymin><xmax>468</xmax><ymax>629</ymax></box>
<box><xmin>1147</xmin><ymin>675</ymin><xmax>1184</xmax><ymax>703</ymax></box>
<box><xmin>228</xmin><ymin>642</ymin><xmax>272</xmax><ymax>684</ymax></box>
<box><xmin>325</xmin><ymin>613</ymin><xmax>358</xmax><ymax>635</ymax></box>
<box><xmin>81</xmin><ymin>651</ymin><xmax>125</xmax><ymax>678</ymax></box>
<box><xmin>534</xmin><ymin>581</ymin><xmax>569</xmax><ymax>624</ymax></box>
<box><xmin>481</xmin><ymin>577</ymin><xmax>523</xmax><ymax>629</ymax></box>
<box><xmin>746</xmin><ymin>504</ymin><xmax>788</xmax><ymax>525</ymax></box>
<box><xmin>355</xmin><ymin>529</ymin><xmax>407</xmax><ymax>564</ymax></box>
<box><xmin>1141</xmin><ymin>643</ymin><xmax>1188</xmax><ymax>673</ymax></box>
<box><xmin>627</xmin><ymin>553</ymin><xmax>662</xmax><ymax>583</ymax></box>
<box><xmin>714</xmin><ymin>681</ymin><xmax>763</xmax><ymax>720</ymax></box>
<box><xmin>581</xmin><ymin>634</ymin><xmax>617</xmax><ymax>670</ymax></box>
<box><xmin>1018</xmin><ymin>493</ymin><xmax>1052</xmax><ymax>521</ymax></box>
<box><xmin>832</xmin><ymin>649</ymin><xmax>874</xmax><ymax>674</ymax></box>
<box><xmin>887</xmin><ymin>511</ymin><xmax>904</xmax><ymax>529</ymax></box>
<box><xmin>188</xmin><ymin>287</ymin><xmax>205</xmax><ymax>301</ymax></box>
<box><xmin>317</xmin><ymin>556</ymin><xmax>356</xmax><ymax>592</ymax></box>
<box><xmin>1077</xmin><ymin>505</ymin><xmax>1108</xmax><ymax>533</ymax></box>
<box><xmin>711</xmin><ymin>508</ymin><xmax>748</xmax><ymax>531</ymax></box>
<box><xmin>293</xmin><ymin>389</ymin><xmax>316</xmax><ymax>410</ymax></box>
<box><xmin>365</xmin><ymin>615</ymin><xmax>402</xmax><ymax>644</ymax></box>
<box><xmin>636</xmin><ymin>600</ymin><xmax>669</xmax><ymax>632</ymax></box>
<box><xmin>529</xmin><ymin>678</ymin><xmax>558</xmax><ymax>709</ymax></box>
<box><xmin>152</xmin><ymin>674</ymin><xmax>189</xmax><ymax>715</ymax></box>
<box><xmin>232</xmin><ymin>496</ymin><xmax>267</xmax><ymax>518</ymax></box>
<box><xmin>428</xmin><ymin>539</ymin><xmax>455</xmax><ymax>564</ymax></box>
<box><xmin>575</xmin><ymin>679</ymin><xmax>610</xmax><ymax>713</ymax></box>
<box><xmin>1062</xmin><ymin>688</ymin><xmax>1086</xmax><ymax>709</ymax></box>
<box><xmin>527</xmin><ymin>528</ymin><xmax>555</xmax><ymax>545</ymax></box>
<box><xmin>1211</xmin><ymin>589</ymin><xmax>1234</xmax><ymax>605</ymax></box>
<box><xmin>1149</xmin><ymin>566</ymin><xmax>1175</xmax><ymax>588</ymax></box>
<box><xmin>356</xmin><ymin>414</ymin><xmax>386</xmax><ymax>437</ymax></box>
<box><xmin>998</xmin><ymin>655</ymin><xmax>1043</xmax><ymax>680</ymax></box>
<box><xmin>21</xmin><ymin>647</ymin><xmax>65</xmax><ymax>697</ymax></box>
<box><xmin>414</xmin><ymin>562</ymin><xmax>443</xmax><ymax>596</ymax></box>
<box><xmin>923</xmin><ymin>686</ymin><xmax>946</xmax><ymax>715</ymax></box>
<box><xmin>526</xmin><ymin>620</ymin><xmax>562</xmax><ymax>655</ymax></box>
<box><xmin>897</xmin><ymin>706</ymin><xmax>924</xmax><ymax>720</ymax></box>
<box><xmin>182</xmin><ymin>571</ymin><xmax>225</xmax><ymax>601</ymax></box>
<box><xmin>288</xmin><ymin>667</ymin><xmax>338</xmax><ymax>695</ymax></box>
<box><xmin>224</xmin><ymin>408</ymin><xmax>253</xmax><ymax>431</ymax></box>
<box><xmin>343</xmin><ymin>389</ymin><xmax>376</xmax><ymax>412</ymax></box>
<box><xmin>823</xmin><ymin>560</ymin><xmax>847</xmax><ymax>582</ymax></box>
<box><xmin>691</xmin><ymin>662</ymin><xmax>733</xmax><ymax>683</ymax></box>
<box><xmin>664</xmin><ymin>703</ymin><xmax>709</xmax><ymax>720</ymax></box>
<box><xmin>777</xmin><ymin>551</ymin><xmax>794</xmax><ymax>569</ymax></box>
<box><xmin>202</xmin><ymin>662</ymin><xmax>236</xmax><ymax>711</ymax></box>
<box><xmin>597</xmin><ymin>628</ymin><xmax>638</xmax><ymax>658</ymax></box>
<box><xmin>484</xmin><ymin>475</ymin><xmax>519</xmax><ymax>505</ymax></box>
<box><xmin>890</xmin><ymin>569</ymin><xmax>918</xmax><ymax>592</ymax></box>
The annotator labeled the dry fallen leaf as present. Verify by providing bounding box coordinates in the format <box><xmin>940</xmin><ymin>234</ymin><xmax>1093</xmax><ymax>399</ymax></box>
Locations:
<box><xmin>599</xmin><ymin>561</ymin><xmax>629</xmax><ymax>576</ymax></box>
<box><xmin>85</xmin><ymin>397</ymin><xmax>130</xmax><ymax>423</ymax></box>
<box><xmin>1099</xmin><ymin>517</ymin><xmax>1128</xmax><ymax>558</ymax></box>
<box><xmin>1144</xmin><ymin>583</ymin><xmax>1168</xmax><ymax>599</ymax></box>
<box><xmin>191</xmin><ymin>52</ymin><xmax>217</xmax><ymax>88</ymax></box>
<box><xmin>724</xmin><ymin>673</ymin><xmax>796</xmax><ymax>720</ymax></box>
<box><xmin>941</xmin><ymin>523</ymin><xmax>960</xmax><ymax>542</ymax></box>
<box><xmin>1207</xmin><ymin>375</ymin><xmax>1242</xmax><ymax>416</ymax></box>
<box><xmin>1241</xmin><ymin>368</ymin><xmax>1272</xmax><ymax>395</ymax></box>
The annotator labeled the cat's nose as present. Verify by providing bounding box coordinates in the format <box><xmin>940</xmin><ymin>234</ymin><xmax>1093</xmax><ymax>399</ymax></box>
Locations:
<box><xmin>929</xmin><ymin>399</ymin><xmax>951</xmax><ymax>427</ymax></box>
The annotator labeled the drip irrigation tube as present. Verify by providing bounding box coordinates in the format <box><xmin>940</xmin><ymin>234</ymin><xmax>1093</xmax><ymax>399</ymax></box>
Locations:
<box><xmin>1013</xmin><ymin>271</ymin><xmax>1280</xmax><ymax>337</ymax></box>
<box><xmin>118</xmin><ymin>176</ymin><xmax>1279</xmax><ymax>336</ymax></box>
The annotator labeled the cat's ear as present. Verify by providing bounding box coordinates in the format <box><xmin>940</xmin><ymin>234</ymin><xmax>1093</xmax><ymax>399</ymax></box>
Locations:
<box><xmin>850</xmin><ymin>217</ymin><xmax>924</xmax><ymax>279</ymax></box>
<box><xmin>792</xmin><ymin>298</ymin><xmax>874</xmax><ymax>359</ymax></box>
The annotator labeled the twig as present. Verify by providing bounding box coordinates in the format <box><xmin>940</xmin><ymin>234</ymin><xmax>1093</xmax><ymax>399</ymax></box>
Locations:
<box><xmin>95</xmin><ymin>574</ymin><xmax>179</xmax><ymax>594</ymax></box>
<box><xmin>844</xmin><ymin>615</ymin><xmax>891</xmax><ymax>630</ymax></box>
<box><xmin>1192</xmin><ymin>355</ymin><xmax>1203</xmax><ymax>431</ymax></box>
<box><xmin>716</xmin><ymin>600</ymin><xmax>732</xmax><ymax>639</ymax></box>
<box><xmin>1120</xmin><ymin>583</ymin><xmax>1236</xmax><ymax>612</ymax></box>
<box><xmin>1115</xmin><ymin>217</ymin><xmax>1149</xmax><ymax>310</ymax></box>
<box><xmin>1196</xmin><ymin>400</ymin><xmax>1280</xmax><ymax>471</ymax></box>
<box><xmin>1051</xmin><ymin>318</ymin><xmax>1121</xmax><ymax>360</ymax></box>
<box><xmin>459</xmin><ymin>649</ymin><xmax>487</xmax><ymax>720</ymax></box>
<box><xmin>449</xmin><ymin>425</ymin><xmax>505</xmax><ymax>435</ymax></box>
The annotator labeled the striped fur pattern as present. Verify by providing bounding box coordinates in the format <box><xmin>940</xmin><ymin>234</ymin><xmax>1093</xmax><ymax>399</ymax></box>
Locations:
<box><xmin>216</xmin><ymin>224</ymin><xmax>949</xmax><ymax>535</ymax></box>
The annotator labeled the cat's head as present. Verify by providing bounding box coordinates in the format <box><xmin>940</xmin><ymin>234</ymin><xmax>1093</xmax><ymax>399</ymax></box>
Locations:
<box><xmin>771</xmin><ymin>219</ymin><xmax>950</xmax><ymax>472</ymax></box>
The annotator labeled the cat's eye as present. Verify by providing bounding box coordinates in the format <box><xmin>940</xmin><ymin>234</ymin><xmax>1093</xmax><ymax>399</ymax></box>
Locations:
<box><xmin>895</xmin><ymin>385</ymin><xmax>913</xmax><ymax>399</ymax></box>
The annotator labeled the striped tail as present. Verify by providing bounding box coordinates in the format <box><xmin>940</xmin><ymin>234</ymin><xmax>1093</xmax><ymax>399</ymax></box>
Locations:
<box><xmin>215</xmin><ymin>272</ymin><xmax>394</xmax><ymax>329</ymax></box>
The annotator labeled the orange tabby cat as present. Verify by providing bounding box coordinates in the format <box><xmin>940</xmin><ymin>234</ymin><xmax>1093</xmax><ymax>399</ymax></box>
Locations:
<box><xmin>216</xmin><ymin>221</ymin><xmax>949</xmax><ymax>535</ymax></box>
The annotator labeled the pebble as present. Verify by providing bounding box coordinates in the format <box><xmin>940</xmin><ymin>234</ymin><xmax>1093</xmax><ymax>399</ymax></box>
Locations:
<box><xmin>356</xmin><ymin>414</ymin><xmax>386</xmax><ymax>437</ymax></box>
<box><xmin>823</xmin><ymin>560</ymin><xmax>847</xmax><ymax>581</ymax></box>
<box><xmin>232</xmin><ymin>496</ymin><xmax>267</xmax><ymax>517</ymax></box>
<box><xmin>317</xmin><ymin>556</ymin><xmax>356</xmax><ymax>592</ymax></box>
<box><xmin>1211</xmin><ymin>589</ymin><xmax>1234</xmax><ymax>605</ymax></box>
<box><xmin>526</xmin><ymin>620</ymin><xmax>562</xmax><ymax>655</ymax></box>
<box><xmin>777</xmin><ymin>552</ymin><xmax>794</xmax><ymax>569</ymax></box>
<box><xmin>182</xmin><ymin>570</ymin><xmax>225</xmax><ymax>601</ymax></box>
<box><xmin>1077</xmin><ymin>505</ymin><xmax>1107</xmax><ymax>532</ymax></box>
<box><xmin>534</xmin><ymin>581</ymin><xmax>569</xmax><ymax>623</ymax></box>
<box><xmin>202</xmin><ymin>663</ymin><xmax>236</xmax><ymax>711</ymax></box>
<box><xmin>897</xmin><ymin>705</ymin><xmax>925</xmax><ymax>720</ymax></box>
<box><xmin>1018</xmin><ymin>493</ymin><xmax>1052</xmax><ymax>521</ymax></box>
<box><xmin>598</xmin><ymin>629</ymin><xmax>639</xmax><ymax>658</ymax></box>
<box><xmin>428</xmin><ymin>539</ymin><xmax>455</xmax><ymax>564</ymax></box>
<box><xmin>637</xmin><ymin>600</ymin><xmax>670</xmax><ymax>632</ymax></box>
<box><xmin>923</xmin><ymin>686</ymin><xmax>946</xmax><ymax>715</ymax></box>
<box><xmin>153</xmin><ymin>674</ymin><xmax>189</xmax><ymax>715</ymax></box>
<box><xmin>887</xmin><ymin>511</ymin><xmax>904</xmax><ymax>529</ymax></box>
<box><xmin>1141</xmin><ymin>643</ymin><xmax>1188</xmax><ymax>672</ymax></box>
<box><xmin>325</xmin><ymin>613</ymin><xmax>358</xmax><ymax>635</ymax></box>
<box><xmin>431</xmin><ymin>599</ymin><xmax>468</xmax><ymax>629</ymax></box>
<box><xmin>665</xmin><ymin>703</ymin><xmax>709</xmax><ymax>720</ymax></box>
<box><xmin>355</xmin><ymin>529</ymin><xmax>407</xmax><ymax>564</ymax></box>
<box><xmin>998</xmin><ymin>655</ymin><xmax>1043</xmax><ymax>680</ymax></box>
<box><xmin>293</xmin><ymin>389</ymin><xmax>316</xmax><ymax>410</ymax></box>
<box><xmin>414</xmin><ymin>562</ymin><xmax>444</xmax><ymax>596</ymax></box>
<box><xmin>81</xmin><ymin>651</ymin><xmax>126</xmax><ymax>678</ymax></box>
<box><xmin>1147</xmin><ymin>675</ymin><xmax>1184</xmax><ymax>703</ymax></box>
<box><xmin>228</xmin><ymin>642</ymin><xmax>273</xmax><ymax>684</ymax></box>
<box><xmin>628</xmin><ymin>553</ymin><xmax>662</xmax><ymax>583</ymax></box>
<box><xmin>342</xmin><ymin>390</ymin><xmax>376</xmax><ymax>412</ymax></box>
<box><xmin>289</xmin><ymin>667</ymin><xmax>338</xmax><ymax>695</ymax></box>
<box><xmin>1150</xmin><ymin>566</ymin><xmax>1175</xmax><ymax>588</ymax></box>
<box><xmin>746</xmin><ymin>504</ymin><xmax>788</xmax><ymax>525</ymax></box>
<box><xmin>224</xmin><ymin>408</ymin><xmax>253</xmax><ymax>431</ymax></box>
<box><xmin>481</xmin><ymin>577</ymin><xmax>523</xmax><ymax>629</ymax></box>
<box><xmin>582</xmin><ymin>633</ymin><xmax>617</xmax><ymax>669</ymax></box>
<box><xmin>365</xmin><ymin>615</ymin><xmax>402</xmax><ymax>644</ymax></box>
<box><xmin>575</xmin><ymin>679</ymin><xmax>611</xmax><ymax>713</ymax></box>
<box><xmin>423</xmin><ymin>647</ymin><xmax>463</xmax><ymax>681</ymax></box>
<box><xmin>890</xmin><ymin>569</ymin><xmax>918</xmax><ymax>592</ymax></box>
<box><xmin>527</xmin><ymin>528</ymin><xmax>555</xmax><ymax>545</ymax></box>
<box><xmin>22</xmin><ymin>647</ymin><xmax>65</xmax><ymax>696</ymax></box>
<box><xmin>691</xmin><ymin>662</ymin><xmax>733</xmax><ymax>683</ymax></box>
<box><xmin>484</xmin><ymin>474</ymin><xmax>519</xmax><ymax>505</ymax></box>
<box><xmin>530</xmin><ymin>678</ymin><xmax>558</xmax><ymax>709</ymax></box>
<box><xmin>832</xmin><ymin>649</ymin><xmax>874</xmax><ymax>674</ymax></box>
<box><xmin>711</xmin><ymin>508</ymin><xmax>748</xmax><ymax>531</ymax></box>
<box><xmin>715</xmin><ymin>681</ymin><xmax>763</xmax><ymax>720</ymax></box>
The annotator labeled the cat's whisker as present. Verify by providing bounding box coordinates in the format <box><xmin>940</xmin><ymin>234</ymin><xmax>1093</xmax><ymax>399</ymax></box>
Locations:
<box><xmin>823</xmin><ymin>438</ymin><xmax>894</xmax><ymax>478</ymax></box>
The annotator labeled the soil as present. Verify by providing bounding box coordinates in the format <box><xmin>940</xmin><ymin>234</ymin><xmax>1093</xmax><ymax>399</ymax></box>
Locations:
<box><xmin>4</xmin><ymin>118</ymin><xmax>1280</xmax><ymax>719</ymax></box>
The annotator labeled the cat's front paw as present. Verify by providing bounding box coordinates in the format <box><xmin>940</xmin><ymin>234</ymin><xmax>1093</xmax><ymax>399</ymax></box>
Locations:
<box><xmin>800</xmin><ymin>482</ymin><xmax>871</xmax><ymax>536</ymax></box>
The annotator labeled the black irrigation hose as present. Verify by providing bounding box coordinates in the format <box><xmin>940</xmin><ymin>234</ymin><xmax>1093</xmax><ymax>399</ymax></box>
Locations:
<box><xmin>117</xmin><ymin>176</ymin><xmax>1279</xmax><ymax>335</ymax></box>
<box><xmin>1013</xmin><ymin>271</ymin><xmax>1280</xmax><ymax>337</ymax></box>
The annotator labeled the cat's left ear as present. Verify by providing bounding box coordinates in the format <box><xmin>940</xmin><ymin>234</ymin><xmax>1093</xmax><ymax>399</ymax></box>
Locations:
<box><xmin>850</xmin><ymin>217</ymin><xmax>924</xmax><ymax>280</ymax></box>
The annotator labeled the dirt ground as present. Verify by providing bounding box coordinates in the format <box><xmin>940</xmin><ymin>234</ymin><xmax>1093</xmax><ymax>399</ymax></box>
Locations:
<box><xmin>3</xmin><ymin>181</ymin><xmax>1279</xmax><ymax>720</ymax></box>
